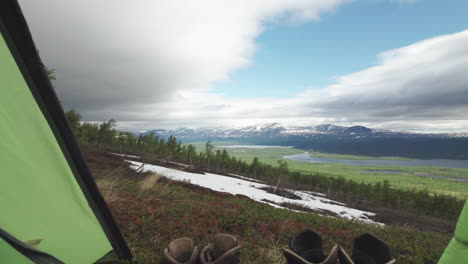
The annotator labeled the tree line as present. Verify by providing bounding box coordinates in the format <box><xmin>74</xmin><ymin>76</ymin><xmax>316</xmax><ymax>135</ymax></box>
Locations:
<box><xmin>66</xmin><ymin>110</ymin><xmax>464</xmax><ymax>219</ymax></box>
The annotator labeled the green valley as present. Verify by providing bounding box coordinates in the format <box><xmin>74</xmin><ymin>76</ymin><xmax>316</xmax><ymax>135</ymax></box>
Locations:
<box><xmin>191</xmin><ymin>142</ymin><xmax>468</xmax><ymax>199</ymax></box>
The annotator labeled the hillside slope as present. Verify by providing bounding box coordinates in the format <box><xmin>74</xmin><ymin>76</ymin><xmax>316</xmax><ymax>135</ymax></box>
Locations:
<box><xmin>87</xmin><ymin>152</ymin><xmax>451</xmax><ymax>264</ymax></box>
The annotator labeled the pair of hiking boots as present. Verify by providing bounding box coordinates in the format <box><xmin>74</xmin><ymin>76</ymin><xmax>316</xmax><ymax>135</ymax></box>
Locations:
<box><xmin>161</xmin><ymin>230</ymin><xmax>394</xmax><ymax>264</ymax></box>
<box><xmin>161</xmin><ymin>234</ymin><xmax>241</xmax><ymax>264</ymax></box>
<box><xmin>283</xmin><ymin>229</ymin><xmax>395</xmax><ymax>264</ymax></box>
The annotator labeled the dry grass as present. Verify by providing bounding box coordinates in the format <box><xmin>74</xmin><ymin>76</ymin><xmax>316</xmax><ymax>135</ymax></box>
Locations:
<box><xmin>97</xmin><ymin>177</ymin><xmax>120</xmax><ymax>203</ymax></box>
<box><xmin>139</xmin><ymin>173</ymin><xmax>163</xmax><ymax>192</ymax></box>
<box><xmin>86</xmin><ymin>152</ymin><xmax>451</xmax><ymax>264</ymax></box>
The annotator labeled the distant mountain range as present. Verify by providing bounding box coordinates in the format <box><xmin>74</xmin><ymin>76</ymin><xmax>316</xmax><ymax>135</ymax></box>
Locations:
<box><xmin>143</xmin><ymin>123</ymin><xmax>468</xmax><ymax>159</ymax></box>
<box><xmin>144</xmin><ymin>123</ymin><xmax>467</xmax><ymax>140</ymax></box>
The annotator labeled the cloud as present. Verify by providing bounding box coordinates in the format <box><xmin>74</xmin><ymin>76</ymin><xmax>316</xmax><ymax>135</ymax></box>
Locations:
<box><xmin>19</xmin><ymin>1</ymin><xmax>468</xmax><ymax>133</ymax></box>
<box><xmin>315</xmin><ymin>30</ymin><xmax>468</xmax><ymax>125</ymax></box>
<box><xmin>19</xmin><ymin>0</ymin><xmax>347</xmax><ymax>121</ymax></box>
<box><xmin>116</xmin><ymin>29</ymin><xmax>468</xmax><ymax>133</ymax></box>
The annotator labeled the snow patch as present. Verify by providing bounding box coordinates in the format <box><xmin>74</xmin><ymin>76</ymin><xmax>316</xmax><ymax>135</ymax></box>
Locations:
<box><xmin>109</xmin><ymin>152</ymin><xmax>141</xmax><ymax>159</ymax></box>
<box><xmin>127</xmin><ymin>161</ymin><xmax>381</xmax><ymax>225</ymax></box>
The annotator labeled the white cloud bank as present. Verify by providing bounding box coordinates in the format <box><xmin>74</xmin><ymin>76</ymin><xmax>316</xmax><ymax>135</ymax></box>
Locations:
<box><xmin>19</xmin><ymin>1</ymin><xmax>468</xmax><ymax>133</ymax></box>
<box><xmin>19</xmin><ymin>0</ymin><xmax>348</xmax><ymax>116</ymax></box>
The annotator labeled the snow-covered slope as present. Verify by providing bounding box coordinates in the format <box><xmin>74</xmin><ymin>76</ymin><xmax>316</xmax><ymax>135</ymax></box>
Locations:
<box><xmin>127</xmin><ymin>160</ymin><xmax>380</xmax><ymax>225</ymax></box>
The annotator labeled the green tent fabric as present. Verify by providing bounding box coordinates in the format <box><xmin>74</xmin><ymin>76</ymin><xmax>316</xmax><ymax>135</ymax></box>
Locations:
<box><xmin>438</xmin><ymin>201</ymin><xmax>468</xmax><ymax>263</ymax></box>
<box><xmin>0</xmin><ymin>1</ymin><xmax>131</xmax><ymax>263</ymax></box>
<box><xmin>0</xmin><ymin>238</ymin><xmax>35</xmax><ymax>264</ymax></box>
<box><xmin>0</xmin><ymin>228</ymin><xmax>64</xmax><ymax>264</ymax></box>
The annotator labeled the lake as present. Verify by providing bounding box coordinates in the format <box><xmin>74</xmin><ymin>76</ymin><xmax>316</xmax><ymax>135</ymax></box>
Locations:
<box><xmin>283</xmin><ymin>153</ymin><xmax>468</xmax><ymax>170</ymax></box>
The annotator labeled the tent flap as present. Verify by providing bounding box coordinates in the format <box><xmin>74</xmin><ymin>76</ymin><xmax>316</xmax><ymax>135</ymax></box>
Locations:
<box><xmin>0</xmin><ymin>0</ymin><xmax>132</xmax><ymax>263</ymax></box>
<box><xmin>438</xmin><ymin>201</ymin><xmax>468</xmax><ymax>263</ymax></box>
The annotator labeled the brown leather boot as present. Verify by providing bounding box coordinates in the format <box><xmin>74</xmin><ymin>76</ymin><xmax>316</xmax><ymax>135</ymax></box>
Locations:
<box><xmin>338</xmin><ymin>233</ymin><xmax>395</xmax><ymax>264</ymax></box>
<box><xmin>162</xmin><ymin>237</ymin><xmax>200</xmax><ymax>264</ymax></box>
<box><xmin>200</xmin><ymin>234</ymin><xmax>241</xmax><ymax>264</ymax></box>
<box><xmin>283</xmin><ymin>229</ymin><xmax>339</xmax><ymax>264</ymax></box>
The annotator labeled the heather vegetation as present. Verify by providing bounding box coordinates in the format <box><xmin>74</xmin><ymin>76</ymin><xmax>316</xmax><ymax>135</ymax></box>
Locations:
<box><xmin>67</xmin><ymin>110</ymin><xmax>464</xmax><ymax>220</ymax></box>
<box><xmin>88</xmin><ymin>153</ymin><xmax>450</xmax><ymax>264</ymax></box>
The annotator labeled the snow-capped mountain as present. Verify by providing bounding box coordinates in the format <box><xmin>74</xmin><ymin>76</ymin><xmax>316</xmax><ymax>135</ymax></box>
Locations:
<box><xmin>142</xmin><ymin>123</ymin><xmax>468</xmax><ymax>159</ymax></box>
<box><xmin>143</xmin><ymin>123</ymin><xmax>468</xmax><ymax>140</ymax></box>
<box><xmin>144</xmin><ymin>123</ymin><xmax>379</xmax><ymax>139</ymax></box>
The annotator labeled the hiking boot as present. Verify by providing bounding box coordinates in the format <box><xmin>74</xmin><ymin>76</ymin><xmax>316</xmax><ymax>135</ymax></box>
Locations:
<box><xmin>338</xmin><ymin>233</ymin><xmax>395</xmax><ymax>264</ymax></box>
<box><xmin>200</xmin><ymin>234</ymin><xmax>241</xmax><ymax>264</ymax></box>
<box><xmin>162</xmin><ymin>237</ymin><xmax>200</xmax><ymax>264</ymax></box>
<box><xmin>283</xmin><ymin>229</ymin><xmax>339</xmax><ymax>264</ymax></box>
<box><xmin>337</xmin><ymin>246</ymin><xmax>354</xmax><ymax>264</ymax></box>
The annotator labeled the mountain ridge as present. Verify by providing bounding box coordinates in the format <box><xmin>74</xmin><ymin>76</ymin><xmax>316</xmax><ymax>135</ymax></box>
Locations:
<box><xmin>143</xmin><ymin>123</ymin><xmax>468</xmax><ymax>139</ymax></box>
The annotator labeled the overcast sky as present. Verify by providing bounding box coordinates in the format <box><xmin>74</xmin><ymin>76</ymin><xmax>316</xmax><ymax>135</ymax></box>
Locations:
<box><xmin>20</xmin><ymin>0</ymin><xmax>468</xmax><ymax>133</ymax></box>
